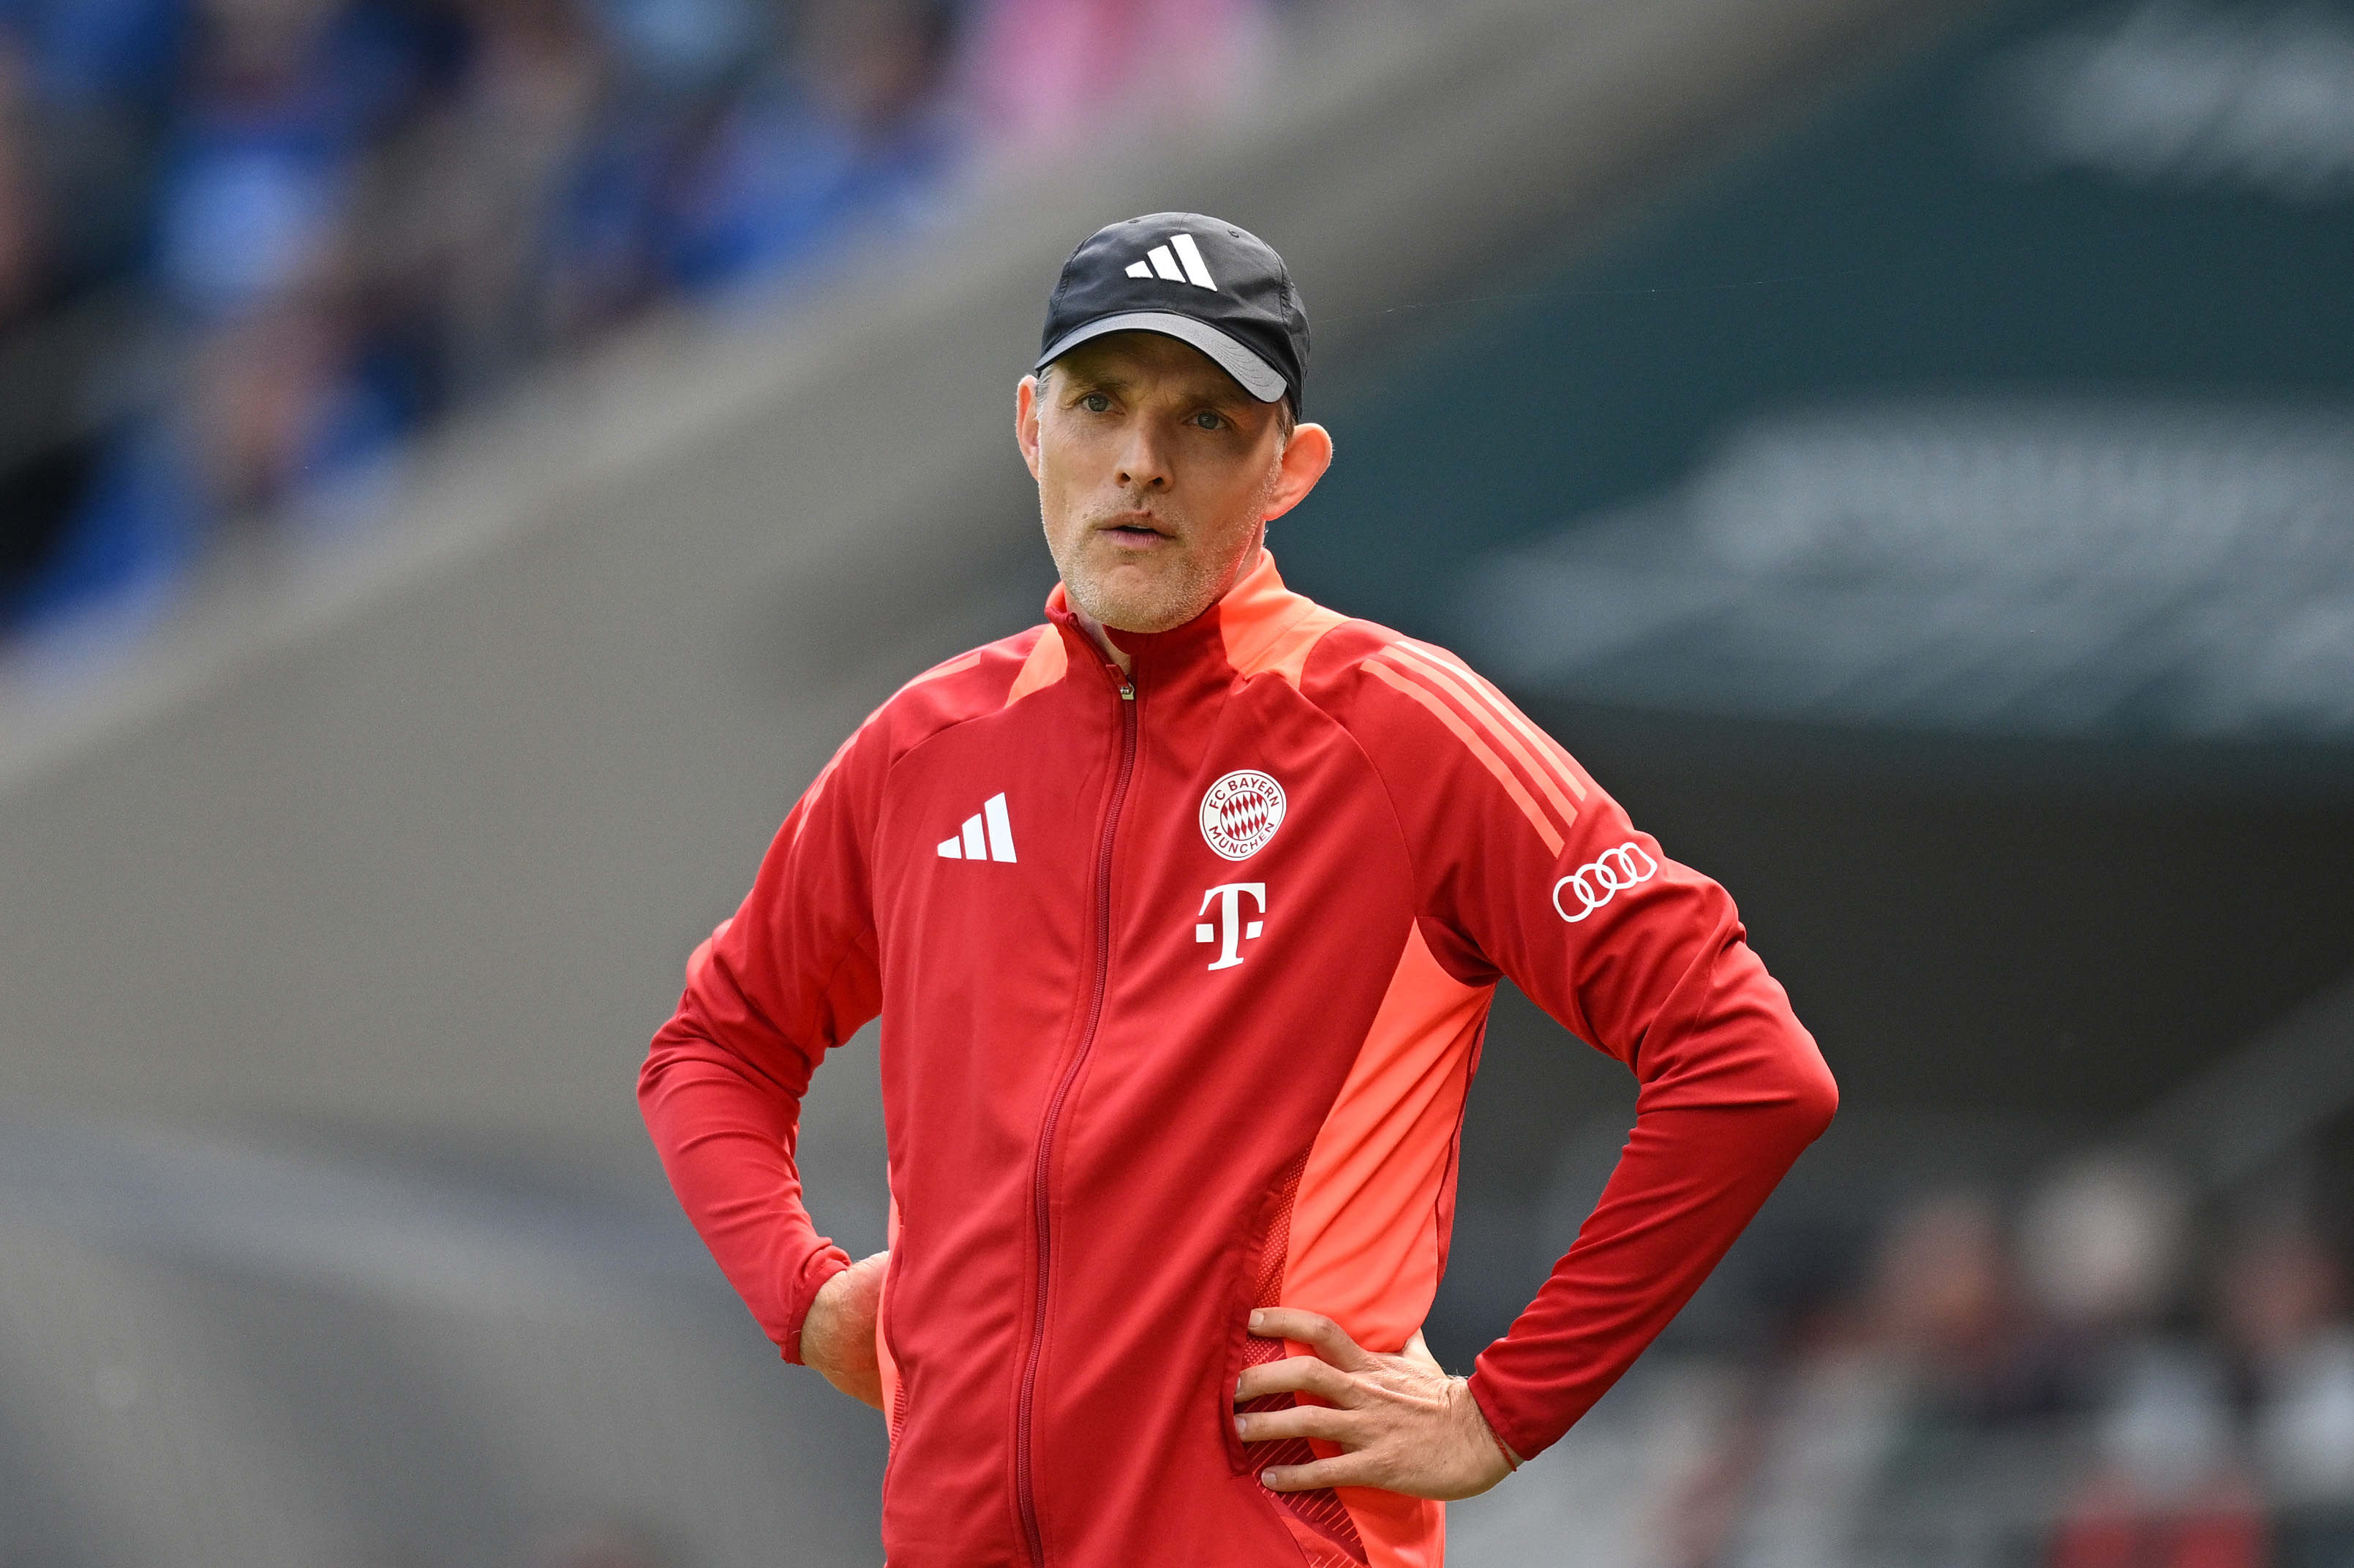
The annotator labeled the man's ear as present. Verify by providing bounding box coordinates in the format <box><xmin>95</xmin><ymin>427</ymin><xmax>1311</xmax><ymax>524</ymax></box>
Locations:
<box><xmin>1261</xmin><ymin>422</ymin><xmax>1334</xmax><ymax>523</ymax></box>
<box><xmin>1015</xmin><ymin>375</ymin><xmax>1044</xmax><ymax>480</ymax></box>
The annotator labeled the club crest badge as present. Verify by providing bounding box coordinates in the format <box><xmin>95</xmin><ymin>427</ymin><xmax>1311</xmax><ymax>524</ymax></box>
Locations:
<box><xmin>1200</xmin><ymin>770</ymin><xmax>1285</xmax><ymax>861</ymax></box>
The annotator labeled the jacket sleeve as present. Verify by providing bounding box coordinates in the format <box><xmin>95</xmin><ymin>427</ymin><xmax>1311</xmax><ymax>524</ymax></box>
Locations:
<box><xmin>1344</xmin><ymin>639</ymin><xmax>1836</xmax><ymax>1460</ymax></box>
<box><xmin>637</xmin><ymin>725</ymin><xmax>886</xmax><ymax>1364</ymax></box>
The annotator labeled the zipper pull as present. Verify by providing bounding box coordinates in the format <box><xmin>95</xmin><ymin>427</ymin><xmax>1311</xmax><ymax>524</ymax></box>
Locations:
<box><xmin>1118</xmin><ymin>679</ymin><xmax>1135</xmax><ymax>701</ymax></box>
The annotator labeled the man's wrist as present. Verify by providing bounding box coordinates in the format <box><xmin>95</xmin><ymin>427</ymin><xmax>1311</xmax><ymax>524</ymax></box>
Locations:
<box><xmin>1457</xmin><ymin>1376</ymin><xmax>1524</xmax><ymax>1473</ymax></box>
<box><xmin>785</xmin><ymin>1249</ymin><xmax>853</xmax><ymax>1366</ymax></box>
<box><xmin>1459</xmin><ymin>1365</ymin><xmax>1535</xmax><ymax>1469</ymax></box>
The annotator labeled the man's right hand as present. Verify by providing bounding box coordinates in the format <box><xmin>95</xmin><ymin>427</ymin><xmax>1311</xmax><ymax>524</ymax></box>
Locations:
<box><xmin>801</xmin><ymin>1249</ymin><xmax>889</xmax><ymax>1409</ymax></box>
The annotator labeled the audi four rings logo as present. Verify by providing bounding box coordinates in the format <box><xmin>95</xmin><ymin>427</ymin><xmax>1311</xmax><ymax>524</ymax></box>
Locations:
<box><xmin>1552</xmin><ymin>843</ymin><xmax>1660</xmax><ymax>922</ymax></box>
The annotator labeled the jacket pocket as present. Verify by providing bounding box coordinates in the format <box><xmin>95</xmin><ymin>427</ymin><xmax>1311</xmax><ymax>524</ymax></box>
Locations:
<box><xmin>1222</xmin><ymin>1147</ymin><xmax>1310</xmax><ymax>1474</ymax></box>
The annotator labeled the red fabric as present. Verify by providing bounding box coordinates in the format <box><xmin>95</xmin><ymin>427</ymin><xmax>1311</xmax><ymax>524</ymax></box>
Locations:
<box><xmin>638</xmin><ymin>554</ymin><xmax>1834</xmax><ymax>1564</ymax></box>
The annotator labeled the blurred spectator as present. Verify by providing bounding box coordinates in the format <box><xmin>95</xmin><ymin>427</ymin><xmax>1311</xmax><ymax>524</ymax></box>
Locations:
<box><xmin>648</xmin><ymin>0</ymin><xmax>963</xmax><ymax>302</ymax></box>
<box><xmin>357</xmin><ymin>0</ymin><xmax>608</xmax><ymax>394</ymax></box>
<box><xmin>1879</xmin><ymin>1194</ymin><xmax>2039</xmax><ymax>1418</ymax></box>
<box><xmin>2221</xmin><ymin>1225</ymin><xmax>2354</xmax><ymax>1565</ymax></box>
<box><xmin>2018</xmin><ymin>1153</ymin><xmax>2190</xmax><ymax>1341</ymax></box>
<box><xmin>2028</xmin><ymin>1156</ymin><xmax>2271</xmax><ymax>1568</ymax></box>
<box><xmin>2019</xmin><ymin>1155</ymin><xmax>2196</xmax><ymax>1433</ymax></box>
<box><xmin>0</xmin><ymin>0</ymin><xmax>189</xmax><ymax>289</ymax></box>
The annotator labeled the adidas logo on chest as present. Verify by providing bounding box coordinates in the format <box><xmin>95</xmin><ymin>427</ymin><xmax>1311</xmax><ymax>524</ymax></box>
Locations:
<box><xmin>936</xmin><ymin>793</ymin><xmax>1017</xmax><ymax>862</ymax></box>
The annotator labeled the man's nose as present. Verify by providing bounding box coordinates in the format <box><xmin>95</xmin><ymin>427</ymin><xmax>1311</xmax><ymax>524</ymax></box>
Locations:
<box><xmin>1115</xmin><ymin>427</ymin><xmax>1173</xmax><ymax>491</ymax></box>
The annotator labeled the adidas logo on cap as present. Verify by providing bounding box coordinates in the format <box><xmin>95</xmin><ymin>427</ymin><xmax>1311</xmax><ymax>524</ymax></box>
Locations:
<box><xmin>1122</xmin><ymin>233</ymin><xmax>1217</xmax><ymax>290</ymax></box>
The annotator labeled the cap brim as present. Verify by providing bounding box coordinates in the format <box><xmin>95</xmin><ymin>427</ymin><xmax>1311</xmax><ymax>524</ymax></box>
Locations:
<box><xmin>1035</xmin><ymin>312</ymin><xmax>1288</xmax><ymax>403</ymax></box>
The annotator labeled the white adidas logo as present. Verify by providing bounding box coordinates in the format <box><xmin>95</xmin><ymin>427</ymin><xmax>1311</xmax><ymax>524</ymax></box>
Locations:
<box><xmin>936</xmin><ymin>793</ymin><xmax>1018</xmax><ymax>862</ymax></box>
<box><xmin>1124</xmin><ymin>233</ymin><xmax>1217</xmax><ymax>290</ymax></box>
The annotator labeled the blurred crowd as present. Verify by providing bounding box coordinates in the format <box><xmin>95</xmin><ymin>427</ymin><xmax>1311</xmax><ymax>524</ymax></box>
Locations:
<box><xmin>1678</xmin><ymin>1155</ymin><xmax>2354</xmax><ymax>1568</ymax></box>
<box><xmin>0</xmin><ymin>0</ymin><xmax>1274</xmax><ymax>643</ymax></box>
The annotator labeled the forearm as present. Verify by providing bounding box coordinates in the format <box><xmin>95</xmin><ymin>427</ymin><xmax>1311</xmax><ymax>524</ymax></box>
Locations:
<box><xmin>1466</xmin><ymin>1093</ymin><xmax>1826</xmax><ymax>1458</ymax></box>
<box><xmin>639</xmin><ymin>1031</ymin><xmax>849</xmax><ymax>1362</ymax></box>
<box><xmin>1469</xmin><ymin>949</ymin><xmax>1835</xmax><ymax>1459</ymax></box>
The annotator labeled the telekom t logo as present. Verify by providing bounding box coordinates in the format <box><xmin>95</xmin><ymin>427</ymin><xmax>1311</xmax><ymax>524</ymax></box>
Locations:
<box><xmin>1195</xmin><ymin>883</ymin><xmax>1266</xmax><ymax>971</ymax></box>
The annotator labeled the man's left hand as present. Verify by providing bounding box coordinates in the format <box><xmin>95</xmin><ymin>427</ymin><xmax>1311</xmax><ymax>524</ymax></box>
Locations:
<box><xmin>1233</xmin><ymin>1307</ymin><xmax>1520</xmax><ymax>1501</ymax></box>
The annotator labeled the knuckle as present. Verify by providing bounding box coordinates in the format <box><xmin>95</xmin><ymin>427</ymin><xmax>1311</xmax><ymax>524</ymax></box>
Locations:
<box><xmin>1295</xmin><ymin>1406</ymin><xmax>1348</xmax><ymax>1440</ymax></box>
<box><xmin>1266</xmin><ymin>1354</ymin><xmax>1316</xmax><ymax>1385</ymax></box>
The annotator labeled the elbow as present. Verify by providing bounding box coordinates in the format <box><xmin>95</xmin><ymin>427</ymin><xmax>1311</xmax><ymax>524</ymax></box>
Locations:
<box><xmin>1798</xmin><ymin>1066</ymin><xmax>1839</xmax><ymax>1142</ymax></box>
<box><xmin>638</xmin><ymin>1009</ymin><xmax>707</xmax><ymax>1121</ymax></box>
<box><xmin>1780</xmin><ymin>1033</ymin><xmax>1838</xmax><ymax>1144</ymax></box>
<box><xmin>636</xmin><ymin>1041</ymin><xmax>674</xmax><ymax>1129</ymax></box>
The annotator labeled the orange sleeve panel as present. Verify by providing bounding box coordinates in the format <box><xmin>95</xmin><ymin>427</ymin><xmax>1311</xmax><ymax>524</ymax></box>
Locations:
<box><xmin>1316</xmin><ymin>634</ymin><xmax>1838</xmax><ymax>1463</ymax></box>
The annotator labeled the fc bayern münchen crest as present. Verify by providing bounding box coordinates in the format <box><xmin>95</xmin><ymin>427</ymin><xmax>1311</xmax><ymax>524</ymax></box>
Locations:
<box><xmin>1200</xmin><ymin>770</ymin><xmax>1286</xmax><ymax>861</ymax></box>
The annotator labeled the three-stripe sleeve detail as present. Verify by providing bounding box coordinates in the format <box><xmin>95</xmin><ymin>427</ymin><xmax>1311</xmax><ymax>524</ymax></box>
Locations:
<box><xmin>1399</xmin><ymin>640</ymin><xmax>1590</xmax><ymax>804</ymax></box>
<box><xmin>1380</xmin><ymin>645</ymin><xmax>1585</xmax><ymax>829</ymax></box>
<box><xmin>1361</xmin><ymin>647</ymin><xmax>1583</xmax><ymax>854</ymax></box>
<box><xmin>1361</xmin><ymin>657</ymin><xmax>1565</xmax><ymax>856</ymax></box>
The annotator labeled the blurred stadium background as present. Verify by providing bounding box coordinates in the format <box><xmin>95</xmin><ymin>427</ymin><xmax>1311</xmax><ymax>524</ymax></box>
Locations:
<box><xmin>1</xmin><ymin>0</ymin><xmax>2351</xmax><ymax>1562</ymax></box>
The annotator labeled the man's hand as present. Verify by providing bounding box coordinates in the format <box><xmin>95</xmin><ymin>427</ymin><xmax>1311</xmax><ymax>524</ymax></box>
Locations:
<box><xmin>800</xmin><ymin>1250</ymin><xmax>888</xmax><ymax>1409</ymax></box>
<box><xmin>1233</xmin><ymin>1307</ymin><xmax>1520</xmax><ymax>1501</ymax></box>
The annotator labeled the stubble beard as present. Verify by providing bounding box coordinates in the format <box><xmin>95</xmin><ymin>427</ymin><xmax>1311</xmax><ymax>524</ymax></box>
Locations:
<box><xmin>1047</xmin><ymin>470</ymin><xmax>1279</xmax><ymax>634</ymax></box>
<box><xmin>1053</xmin><ymin>522</ymin><xmax>1238</xmax><ymax>633</ymax></box>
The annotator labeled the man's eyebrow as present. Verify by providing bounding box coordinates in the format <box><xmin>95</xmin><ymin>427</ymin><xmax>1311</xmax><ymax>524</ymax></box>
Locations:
<box><xmin>1058</xmin><ymin>370</ymin><xmax>1256</xmax><ymax>410</ymax></box>
<box><xmin>1163</xmin><ymin>377</ymin><xmax>1254</xmax><ymax>412</ymax></box>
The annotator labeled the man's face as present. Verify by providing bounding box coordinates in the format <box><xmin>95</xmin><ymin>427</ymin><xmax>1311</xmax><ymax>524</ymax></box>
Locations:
<box><xmin>1017</xmin><ymin>332</ymin><xmax>1330</xmax><ymax>634</ymax></box>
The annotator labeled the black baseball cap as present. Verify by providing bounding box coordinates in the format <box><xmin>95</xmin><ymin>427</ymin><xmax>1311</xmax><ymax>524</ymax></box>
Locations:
<box><xmin>1035</xmin><ymin>213</ymin><xmax>1309</xmax><ymax>412</ymax></box>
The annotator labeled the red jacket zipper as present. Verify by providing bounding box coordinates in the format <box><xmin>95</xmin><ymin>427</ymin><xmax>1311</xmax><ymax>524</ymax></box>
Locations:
<box><xmin>1015</xmin><ymin>658</ymin><xmax>1137</xmax><ymax>1567</ymax></box>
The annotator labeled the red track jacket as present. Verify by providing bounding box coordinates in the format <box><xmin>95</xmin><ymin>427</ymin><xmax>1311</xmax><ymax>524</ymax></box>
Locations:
<box><xmin>640</xmin><ymin>551</ymin><xmax>1835</xmax><ymax>1567</ymax></box>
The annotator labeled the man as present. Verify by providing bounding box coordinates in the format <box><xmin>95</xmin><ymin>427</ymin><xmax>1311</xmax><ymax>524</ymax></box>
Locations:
<box><xmin>639</xmin><ymin>213</ymin><xmax>1836</xmax><ymax>1566</ymax></box>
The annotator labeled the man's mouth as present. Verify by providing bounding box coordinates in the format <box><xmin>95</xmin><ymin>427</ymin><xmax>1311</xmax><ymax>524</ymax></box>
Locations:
<box><xmin>1099</xmin><ymin>516</ymin><xmax>1173</xmax><ymax>545</ymax></box>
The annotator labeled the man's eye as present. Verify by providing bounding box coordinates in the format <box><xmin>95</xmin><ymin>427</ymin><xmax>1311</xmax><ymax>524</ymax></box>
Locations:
<box><xmin>1081</xmin><ymin>393</ymin><xmax>1110</xmax><ymax>412</ymax></box>
<box><xmin>1192</xmin><ymin>411</ymin><xmax>1224</xmax><ymax>430</ymax></box>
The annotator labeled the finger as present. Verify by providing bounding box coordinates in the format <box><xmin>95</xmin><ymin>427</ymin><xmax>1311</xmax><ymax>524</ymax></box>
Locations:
<box><xmin>1234</xmin><ymin>1401</ymin><xmax>1360</xmax><ymax>1447</ymax></box>
<box><xmin>1236</xmin><ymin>1355</ymin><xmax>1360</xmax><ymax>1408</ymax></box>
<box><xmin>1250</xmin><ymin>1307</ymin><xmax>1373</xmax><ymax>1372</ymax></box>
<box><xmin>1261</xmin><ymin>1452</ymin><xmax>1383</xmax><ymax>1493</ymax></box>
<box><xmin>1402</xmin><ymin>1329</ymin><xmax>1441</xmax><ymax>1374</ymax></box>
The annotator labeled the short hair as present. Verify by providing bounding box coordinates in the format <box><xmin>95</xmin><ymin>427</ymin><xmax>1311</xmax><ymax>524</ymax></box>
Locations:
<box><xmin>1035</xmin><ymin>358</ymin><xmax>1298</xmax><ymax>441</ymax></box>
